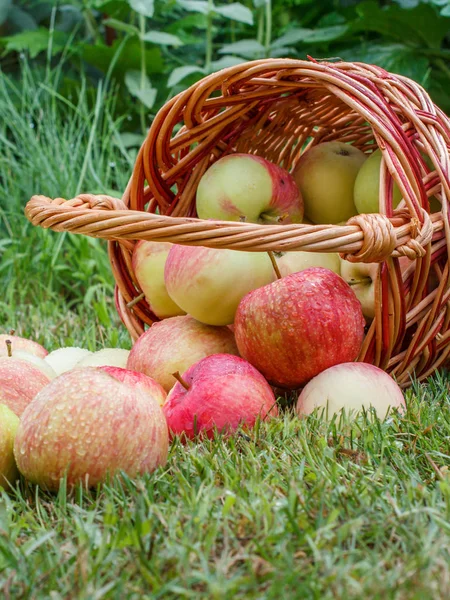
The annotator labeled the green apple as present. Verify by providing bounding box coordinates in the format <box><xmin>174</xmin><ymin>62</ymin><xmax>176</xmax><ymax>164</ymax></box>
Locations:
<box><xmin>0</xmin><ymin>403</ymin><xmax>20</xmax><ymax>487</ymax></box>
<box><xmin>293</xmin><ymin>141</ymin><xmax>367</xmax><ymax>224</ymax></box>
<box><xmin>196</xmin><ymin>153</ymin><xmax>303</xmax><ymax>224</ymax></box>
<box><xmin>275</xmin><ymin>251</ymin><xmax>340</xmax><ymax>277</ymax></box>
<box><xmin>354</xmin><ymin>149</ymin><xmax>402</xmax><ymax>214</ymax></box>
<box><xmin>340</xmin><ymin>258</ymin><xmax>378</xmax><ymax>321</ymax></box>
<box><xmin>132</xmin><ymin>241</ymin><xmax>186</xmax><ymax>319</ymax></box>
<box><xmin>75</xmin><ymin>348</ymin><xmax>130</xmax><ymax>369</ymax></box>
<box><xmin>165</xmin><ymin>245</ymin><xmax>276</xmax><ymax>326</ymax></box>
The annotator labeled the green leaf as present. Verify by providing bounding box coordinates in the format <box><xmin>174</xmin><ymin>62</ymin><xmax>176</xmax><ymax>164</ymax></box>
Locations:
<box><xmin>0</xmin><ymin>0</ymin><xmax>11</xmax><ymax>27</ymax></box>
<box><xmin>271</xmin><ymin>25</ymin><xmax>348</xmax><ymax>49</ymax></box>
<box><xmin>129</xmin><ymin>0</ymin><xmax>154</xmax><ymax>17</ymax></box>
<box><xmin>354</xmin><ymin>1</ymin><xmax>450</xmax><ymax>49</ymax></box>
<box><xmin>0</xmin><ymin>28</ymin><xmax>67</xmax><ymax>58</ymax></box>
<box><xmin>177</xmin><ymin>0</ymin><xmax>210</xmax><ymax>14</ymax></box>
<box><xmin>167</xmin><ymin>64</ymin><xmax>205</xmax><ymax>87</ymax></box>
<box><xmin>81</xmin><ymin>38</ymin><xmax>164</xmax><ymax>80</ymax></box>
<box><xmin>339</xmin><ymin>42</ymin><xmax>431</xmax><ymax>86</ymax></box>
<box><xmin>218</xmin><ymin>39</ymin><xmax>264</xmax><ymax>56</ymax></box>
<box><xmin>7</xmin><ymin>5</ymin><xmax>38</xmax><ymax>31</ymax></box>
<box><xmin>210</xmin><ymin>55</ymin><xmax>247</xmax><ymax>70</ymax></box>
<box><xmin>441</xmin><ymin>4</ymin><xmax>450</xmax><ymax>16</ymax></box>
<box><xmin>141</xmin><ymin>30</ymin><xmax>184</xmax><ymax>46</ymax></box>
<box><xmin>215</xmin><ymin>3</ymin><xmax>254</xmax><ymax>24</ymax></box>
<box><xmin>118</xmin><ymin>133</ymin><xmax>145</xmax><ymax>148</ymax></box>
<box><xmin>103</xmin><ymin>18</ymin><xmax>139</xmax><ymax>36</ymax></box>
<box><xmin>125</xmin><ymin>70</ymin><xmax>157</xmax><ymax>109</ymax></box>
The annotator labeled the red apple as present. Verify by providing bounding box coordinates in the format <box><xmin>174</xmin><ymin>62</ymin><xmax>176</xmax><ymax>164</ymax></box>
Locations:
<box><xmin>297</xmin><ymin>362</ymin><xmax>406</xmax><ymax>420</ymax></box>
<box><xmin>127</xmin><ymin>315</ymin><xmax>239</xmax><ymax>392</ymax></box>
<box><xmin>14</xmin><ymin>368</ymin><xmax>169</xmax><ymax>490</ymax></box>
<box><xmin>163</xmin><ymin>354</ymin><xmax>278</xmax><ymax>440</ymax></box>
<box><xmin>196</xmin><ymin>153</ymin><xmax>303</xmax><ymax>224</ymax></box>
<box><xmin>234</xmin><ymin>268</ymin><xmax>365</xmax><ymax>388</ymax></box>
<box><xmin>0</xmin><ymin>357</ymin><xmax>51</xmax><ymax>416</ymax></box>
<box><xmin>99</xmin><ymin>366</ymin><xmax>167</xmax><ymax>406</ymax></box>
<box><xmin>0</xmin><ymin>334</ymin><xmax>47</xmax><ymax>358</ymax></box>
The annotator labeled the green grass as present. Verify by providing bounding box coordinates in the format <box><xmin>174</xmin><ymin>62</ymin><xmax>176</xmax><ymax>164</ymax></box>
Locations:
<box><xmin>1</xmin><ymin>65</ymin><xmax>450</xmax><ymax>599</ymax></box>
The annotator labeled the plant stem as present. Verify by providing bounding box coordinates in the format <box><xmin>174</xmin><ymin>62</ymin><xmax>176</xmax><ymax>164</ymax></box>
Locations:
<box><xmin>139</xmin><ymin>14</ymin><xmax>147</xmax><ymax>135</ymax></box>
<box><xmin>268</xmin><ymin>251</ymin><xmax>282</xmax><ymax>279</ymax></box>
<box><xmin>5</xmin><ymin>340</ymin><xmax>12</xmax><ymax>357</ymax></box>
<box><xmin>205</xmin><ymin>0</ymin><xmax>214</xmax><ymax>72</ymax></box>
<box><xmin>172</xmin><ymin>371</ymin><xmax>191</xmax><ymax>391</ymax></box>
<box><xmin>264</xmin><ymin>0</ymin><xmax>272</xmax><ymax>57</ymax></box>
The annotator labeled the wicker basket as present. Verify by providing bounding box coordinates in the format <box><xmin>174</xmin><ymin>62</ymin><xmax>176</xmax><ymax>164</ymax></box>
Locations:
<box><xmin>26</xmin><ymin>58</ymin><xmax>450</xmax><ymax>387</ymax></box>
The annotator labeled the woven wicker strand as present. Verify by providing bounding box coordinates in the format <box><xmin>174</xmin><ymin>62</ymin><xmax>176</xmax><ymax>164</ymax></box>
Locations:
<box><xmin>25</xmin><ymin>58</ymin><xmax>450</xmax><ymax>387</ymax></box>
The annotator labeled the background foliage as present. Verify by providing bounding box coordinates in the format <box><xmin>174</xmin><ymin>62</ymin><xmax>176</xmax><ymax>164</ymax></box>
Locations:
<box><xmin>1</xmin><ymin>0</ymin><xmax>450</xmax><ymax>137</ymax></box>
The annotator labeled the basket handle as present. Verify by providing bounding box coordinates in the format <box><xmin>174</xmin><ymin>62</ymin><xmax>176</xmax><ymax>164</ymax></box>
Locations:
<box><xmin>25</xmin><ymin>194</ymin><xmax>438</xmax><ymax>263</ymax></box>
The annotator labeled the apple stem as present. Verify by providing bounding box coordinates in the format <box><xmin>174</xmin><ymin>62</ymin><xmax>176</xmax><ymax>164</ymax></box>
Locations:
<box><xmin>172</xmin><ymin>371</ymin><xmax>190</xmax><ymax>391</ymax></box>
<box><xmin>262</xmin><ymin>213</ymin><xmax>288</xmax><ymax>224</ymax></box>
<box><xmin>5</xmin><ymin>340</ymin><xmax>12</xmax><ymax>357</ymax></box>
<box><xmin>8</xmin><ymin>329</ymin><xmax>15</xmax><ymax>336</ymax></box>
<box><xmin>127</xmin><ymin>292</ymin><xmax>145</xmax><ymax>309</ymax></box>
<box><xmin>267</xmin><ymin>251</ymin><xmax>282</xmax><ymax>280</ymax></box>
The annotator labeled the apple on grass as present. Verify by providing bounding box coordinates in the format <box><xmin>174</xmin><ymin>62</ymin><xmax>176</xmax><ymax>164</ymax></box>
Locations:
<box><xmin>297</xmin><ymin>362</ymin><xmax>406</xmax><ymax>421</ymax></box>
<box><xmin>45</xmin><ymin>347</ymin><xmax>92</xmax><ymax>375</ymax></box>
<box><xmin>163</xmin><ymin>354</ymin><xmax>278</xmax><ymax>440</ymax></box>
<box><xmin>75</xmin><ymin>348</ymin><xmax>130</xmax><ymax>369</ymax></box>
<box><xmin>275</xmin><ymin>250</ymin><xmax>340</xmax><ymax>277</ymax></box>
<box><xmin>100</xmin><ymin>366</ymin><xmax>167</xmax><ymax>406</ymax></box>
<box><xmin>0</xmin><ymin>404</ymin><xmax>20</xmax><ymax>487</ymax></box>
<box><xmin>14</xmin><ymin>368</ymin><xmax>169</xmax><ymax>491</ymax></box>
<box><xmin>293</xmin><ymin>141</ymin><xmax>367</xmax><ymax>224</ymax></box>
<box><xmin>0</xmin><ymin>356</ymin><xmax>51</xmax><ymax>416</ymax></box>
<box><xmin>165</xmin><ymin>245</ymin><xmax>275</xmax><ymax>326</ymax></box>
<box><xmin>132</xmin><ymin>241</ymin><xmax>186</xmax><ymax>319</ymax></box>
<box><xmin>1</xmin><ymin>339</ymin><xmax>56</xmax><ymax>379</ymax></box>
<box><xmin>127</xmin><ymin>315</ymin><xmax>239</xmax><ymax>392</ymax></box>
<box><xmin>196</xmin><ymin>153</ymin><xmax>303</xmax><ymax>224</ymax></box>
<box><xmin>234</xmin><ymin>268</ymin><xmax>365</xmax><ymax>389</ymax></box>
<box><xmin>353</xmin><ymin>149</ymin><xmax>402</xmax><ymax>214</ymax></box>
<box><xmin>0</xmin><ymin>333</ymin><xmax>47</xmax><ymax>358</ymax></box>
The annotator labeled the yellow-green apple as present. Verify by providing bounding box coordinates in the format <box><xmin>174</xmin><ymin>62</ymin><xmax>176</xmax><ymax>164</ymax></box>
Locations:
<box><xmin>127</xmin><ymin>315</ymin><xmax>239</xmax><ymax>392</ymax></box>
<box><xmin>196</xmin><ymin>153</ymin><xmax>303</xmax><ymax>224</ymax></box>
<box><xmin>132</xmin><ymin>241</ymin><xmax>186</xmax><ymax>319</ymax></box>
<box><xmin>75</xmin><ymin>348</ymin><xmax>130</xmax><ymax>369</ymax></box>
<box><xmin>296</xmin><ymin>362</ymin><xmax>406</xmax><ymax>421</ymax></box>
<box><xmin>44</xmin><ymin>347</ymin><xmax>92</xmax><ymax>375</ymax></box>
<box><xmin>165</xmin><ymin>245</ymin><xmax>275</xmax><ymax>326</ymax></box>
<box><xmin>353</xmin><ymin>149</ymin><xmax>402</xmax><ymax>214</ymax></box>
<box><xmin>293</xmin><ymin>141</ymin><xmax>367</xmax><ymax>224</ymax></box>
<box><xmin>1</xmin><ymin>340</ymin><xmax>56</xmax><ymax>379</ymax></box>
<box><xmin>275</xmin><ymin>250</ymin><xmax>340</xmax><ymax>277</ymax></box>
<box><xmin>14</xmin><ymin>368</ymin><xmax>169</xmax><ymax>490</ymax></box>
<box><xmin>0</xmin><ymin>333</ymin><xmax>47</xmax><ymax>358</ymax></box>
<box><xmin>162</xmin><ymin>354</ymin><xmax>277</xmax><ymax>440</ymax></box>
<box><xmin>234</xmin><ymin>268</ymin><xmax>365</xmax><ymax>388</ymax></box>
<box><xmin>0</xmin><ymin>404</ymin><xmax>20</xmax><ymax>487</ymax></box>
<box><xmin>0</xmin><ymin>357</ymin><xmax>51</xmax><ymax>416</ymax></box>
<box><xmin>339</xmin><ymin>259</ymin><xmax>379</xmax><ymax>321</ymax></box>
<box><xmin>99</xmin><ymin>366</ymin><xmax>167</xmax><ymax>407</ymax></box>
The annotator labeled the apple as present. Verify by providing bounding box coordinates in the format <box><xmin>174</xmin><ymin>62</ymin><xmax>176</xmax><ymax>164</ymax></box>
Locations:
<box><xmin>99</xmin><ymin>366</ymin><xmax>167</xmax><ymax>406</ymax></box>
<box><xmin>44</xmin><ymin>347</ymin><xmax>92</xmax><ymax>375</ymax></box>
<box><xmin>196</xmin><ymin>153</ymin><xmax>303</xmax><ymax>224</ymax></box>
<box><xmin>234</xmin><ymin>268</ymin><xmax>365</xmax><ymax>388</ymax></box>
<box><xmin>275</xmin><ymin>250</ymin><xmax>340</xmax><ymax>277</ymax></box>
<box><xmin>0</xmin><ymin>404</ymin><xmax>20</xmax><ymax>487</ymax></box>
<box><xmin>165</xmin><ymin>245</ymin><xmax>275</xmax><ymax>326</ymax></box>
<box><xmin>1</xmin><ymin>339</ymin><xmax>56</xmax><ymax>379</ymax></box>
<box><xmin>75</xmin><ymin>348</ymin><xmax>130</xmax><ymax>369</ymax></box>
<box><xmin>339</xmin><ymin>256</ymin><xmax>412</xmax><ymax>321</ymax></box>
<box><xmin>0</xmin><ymin>356</ymin><xmax>51</xmax><ymax>416</ymax></box>
<box><xmin>14</xmin><ymin>368</ymin><xmax>169</xmax><ymax>490</ymax></box>
<box><xmin>132</xmin><ymin>241</ymin><xmax>186</xmax><ymax>319</ymax></box>
<box><xmin>163</xmin><ymin>354</ymin><xmax>278</xmax><ymax>440</ymax></box>
<box><xmin>339</xmin><ymin>259</ymin><xmax>379</xmax><ymax>321</ymax></box>
<box><xmin>0</xmin><ymin>333</ymin><xmax>47</xmax><ymax>358</ymax></box>
<box><xmin>293</xmin><ymin>141</ymin><xmax>367</xmax><ymax>224</ymax></box>
<box><xmin>127</xmin><ymin>315</ymin><xmax>239</xmax><ymax>392</ymax></box>
<box><xmin>296</xmin><ymin>362</ymin><xmax>406</xmax><ymax>421</ymax></box>
<box><xmin>354</xmin><ymin>149</ymin><xmax>402</xmax><ymax>214</ymax></box>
